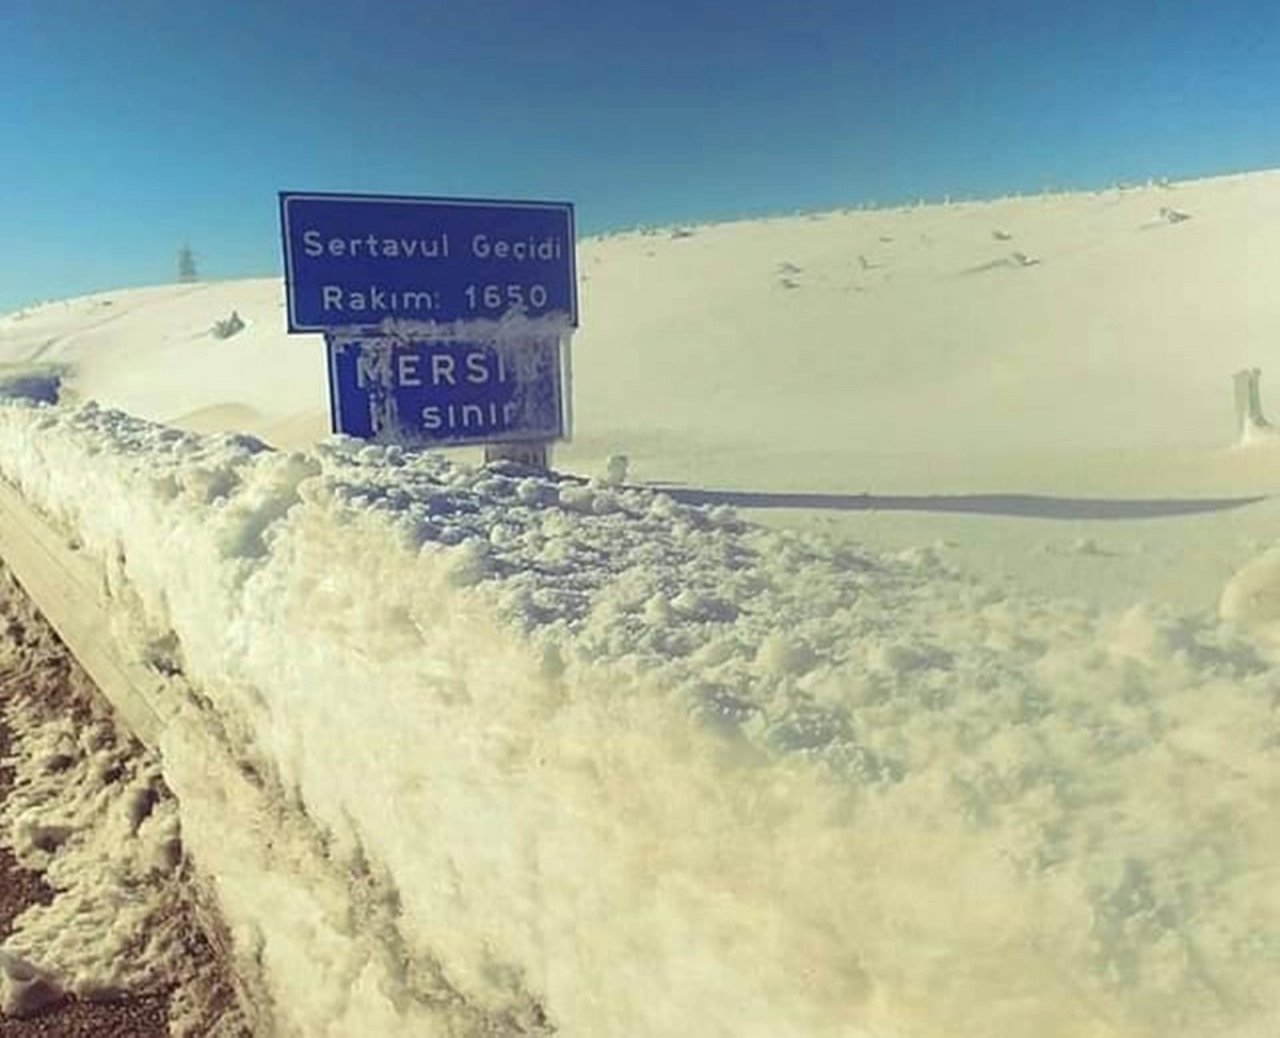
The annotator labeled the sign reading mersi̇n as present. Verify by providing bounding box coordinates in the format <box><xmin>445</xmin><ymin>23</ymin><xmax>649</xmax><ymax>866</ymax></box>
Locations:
<box><xmin>326</xmin><ymin>336</ymin><xmax>565</xmax><ymax>447</ymax></box>
<box><xmin>279</xmin><ymin>192</ymin><xmax>577</xmax><ymax>332</ymax></box>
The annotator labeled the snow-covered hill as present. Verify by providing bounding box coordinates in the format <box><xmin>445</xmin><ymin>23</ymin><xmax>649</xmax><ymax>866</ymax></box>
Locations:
<box><xmin>6</xmin><ymin>172</ymin><xmax>1280</xmax><ymax>610</ymax></box>
<box><xmin>5</xmin><ymin>170</ymin><xmax>1280</xmax><ymax>483</ymax></box>
<box><xmin>2</xmin><ymin>171</ymin><xmax>1280</xmax><ymax>1036</ymax></box>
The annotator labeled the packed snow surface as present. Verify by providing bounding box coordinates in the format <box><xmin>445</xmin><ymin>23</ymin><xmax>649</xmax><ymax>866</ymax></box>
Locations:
<box><xmin>0</xmin><ymin>397</ymin><xmax>1276</xmax><ymax>1036</ymax></box>
<box><xmin>1</xmin><ymin>171</ymin><xmax>1280</xmax><ymax>1034</ymax></box>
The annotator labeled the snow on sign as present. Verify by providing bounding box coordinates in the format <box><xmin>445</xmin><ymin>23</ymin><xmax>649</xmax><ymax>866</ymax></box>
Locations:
<box><xmin>279</xmin><ymin>192</ymin><xmax>577</xmax><ymax>332</ymax></box>
<box><xmin>326</xmin><ymin>336</ymin><xmax>566</xmax><ymax>446</ymax></box>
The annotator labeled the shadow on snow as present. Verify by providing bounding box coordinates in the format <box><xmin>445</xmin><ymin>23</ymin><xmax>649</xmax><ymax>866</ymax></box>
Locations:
<box><xmin>658</xmin><ymin>488</ymin><xmax>1269</xmax><ymax>520</ymax></box>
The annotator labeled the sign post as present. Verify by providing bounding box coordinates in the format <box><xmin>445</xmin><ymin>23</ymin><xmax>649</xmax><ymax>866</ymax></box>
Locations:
<box><xmin>280</xmin><ymin>192</ymin><xmax>577</xmax><ymax>467</ymax></box>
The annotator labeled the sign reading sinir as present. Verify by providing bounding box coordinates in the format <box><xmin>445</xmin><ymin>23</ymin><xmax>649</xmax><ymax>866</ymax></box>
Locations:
<box><xmin>327</xmin><ymin>337</ymin><xmax>564</xmax><ymax>446</ymax></box>
<box><xmin>279</xmin><ymin>192</ymin><xmax>578</xmax><ymax>332</ymax></box>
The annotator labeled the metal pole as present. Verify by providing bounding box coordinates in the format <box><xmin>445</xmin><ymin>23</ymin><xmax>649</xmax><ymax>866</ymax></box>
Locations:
<box><xmin>483</xmin><ymin>441</ymin><xmax>550</xmax><ymax>471</ymax></box>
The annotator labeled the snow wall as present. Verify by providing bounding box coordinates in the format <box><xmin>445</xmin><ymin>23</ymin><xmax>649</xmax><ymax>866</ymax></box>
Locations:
<box><xmin>0</xmin><ymin>398</ymin><xmax>1278</xmax><ymax>1038</ymax></box>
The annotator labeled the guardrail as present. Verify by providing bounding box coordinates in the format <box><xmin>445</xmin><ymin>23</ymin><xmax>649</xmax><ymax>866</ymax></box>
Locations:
<box><xmin>0</xmin><ymin>475</ymin><xmax>258</xmax><ymax>1030</ymax></box>
<box><xmin>0</xmin><ymin>478</ymin><xmax>165</xmax><ymax>746</ymax></box>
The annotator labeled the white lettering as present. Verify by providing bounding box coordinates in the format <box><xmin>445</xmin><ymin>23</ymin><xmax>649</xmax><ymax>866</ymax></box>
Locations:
<box><xmin>470</xmin><ymin>234</ymin><xmax>562</xmax><ymax>261</ymax></box>
<box><xmin>431</xmin><ymin>354</ymin><xmax>455</xmax><ymax>386</ymax></box>
<box><xmin>397</xmin><ymin>353</ymin><xmax>422</xmax><ymax>387</ymax></box>
<box><xmin>465</xmin><ymin>351</ymin><xmax>490</xmax><ymax>384</ymax></box>
<box><xmin>317</xmin><ymin>286</ymin><xmax>435</xmax><ymax>313</ymax></box>
<box><xmin>355</xmin><ymin>349</ymin><xmax>388</xmax><ymax>388</ymax></box>
<box><xmin>299</xmin><ymin>231</ymin><xmax>449</xmax><ymax>260</ymax></box>
<box><xmin>411</xmin><ymin>398</ymin><xmax>533</xmax><ymax>436</ymax></box>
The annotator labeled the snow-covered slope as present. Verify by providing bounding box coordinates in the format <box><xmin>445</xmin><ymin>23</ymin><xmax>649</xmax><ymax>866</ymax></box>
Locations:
<box><xmin>0</xmin><ymin>280</ymin><xmax>324</xmax><ymax>444</ymax></box>
<box><xmin>2</xmin><ymin>171</ymin><xmax>1280</xmax><ymax>1036</ymax></box>
<box><xmin>4</xmin><ymin>170</ymin><xmax>1280</xmax><ymax>486</ymax></box>
<box><xmin>6</xmin><ymin>172</ymin><xmax>1280</xmax><ymax>611</ymax></box>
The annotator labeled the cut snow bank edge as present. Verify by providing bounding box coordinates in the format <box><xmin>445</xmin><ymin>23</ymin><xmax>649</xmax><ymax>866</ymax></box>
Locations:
<box><xmin>0</xmin><ymin>398</ymin><xmax>1277</xmax><ymax>1037</ymax></box>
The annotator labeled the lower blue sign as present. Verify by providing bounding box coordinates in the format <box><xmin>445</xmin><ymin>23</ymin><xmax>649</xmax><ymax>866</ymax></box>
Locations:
<box><xmin>326</xmin><ymin>336</ymin><xmax>565</xmax><ymax>446</ymax></box>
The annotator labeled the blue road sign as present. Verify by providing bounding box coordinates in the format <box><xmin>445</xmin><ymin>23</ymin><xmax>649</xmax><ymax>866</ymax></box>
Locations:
<box><xmin>280</xmin><ymin>193</ymin><xmax>577</xmax><ymax>332</ymax></box>
<box><xmin>326</xmin><ymin>337</ymin><xmax>566</xmax><ymax>446</ymax></box>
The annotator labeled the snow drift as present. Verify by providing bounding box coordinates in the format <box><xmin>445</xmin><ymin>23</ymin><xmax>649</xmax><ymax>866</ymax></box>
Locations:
<box><xmin>0</xmin><ymin>397</ymin><xmax>1277</xmax><ymax>1036</ymax></box>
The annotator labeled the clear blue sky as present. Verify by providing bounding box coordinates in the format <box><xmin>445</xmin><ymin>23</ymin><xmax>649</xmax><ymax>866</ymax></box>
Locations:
<box><xmin>2</xmin><ymin>0</ymin><xmax>1278</xmax><ymax>312</ymax></box>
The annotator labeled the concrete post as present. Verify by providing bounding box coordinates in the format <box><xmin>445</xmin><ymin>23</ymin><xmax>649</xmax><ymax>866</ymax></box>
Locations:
<box><xmin>1233</xmin><ymin>367</ymin><xmax>1270</xmax><ymax>439</ymax></box>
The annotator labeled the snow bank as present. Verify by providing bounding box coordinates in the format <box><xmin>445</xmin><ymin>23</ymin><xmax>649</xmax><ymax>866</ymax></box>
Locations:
<box><xmin>0</xmin><ymin>398</ymin><xmax>1278</xmax><ymax>1036</ymax></box>
<box><xmin>0</xmin><ymin>573</ymin><xmax>243</xmax><ymax>1033</ymax></box>
<box><xmin>0</xmin><ymin>947</ymin><xmax>62</xmax><ymax>1018</ymax></box>
<box><xmin>1</xmin><ymin>687</ymin><xmax>185</xmax><ymax>1001</ymax></box>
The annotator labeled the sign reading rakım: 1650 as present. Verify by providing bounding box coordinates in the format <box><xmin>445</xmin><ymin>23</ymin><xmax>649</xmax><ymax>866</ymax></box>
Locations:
<box><xmin>279</xmin><ymin>192</ymin><xmax>577</xmax><ymax>332</ymax></box>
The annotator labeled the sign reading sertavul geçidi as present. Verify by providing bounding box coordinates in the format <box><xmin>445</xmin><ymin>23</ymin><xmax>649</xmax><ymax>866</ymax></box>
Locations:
<box><xmin>279</xmin><ymin>192</ymin><xmax>577</xmax><ymax>332</ymax></box>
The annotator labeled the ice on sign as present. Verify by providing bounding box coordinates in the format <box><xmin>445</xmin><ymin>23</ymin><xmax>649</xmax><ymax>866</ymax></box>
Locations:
<box><xmin>327</xmin><ymin>337</ymin><xmax>565</xmax><ymax>446</ymax></box>
<box><xmin>280</xmin><ymin>193</ymin><xmax>578</xmax><ymax>332</ymax></box>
